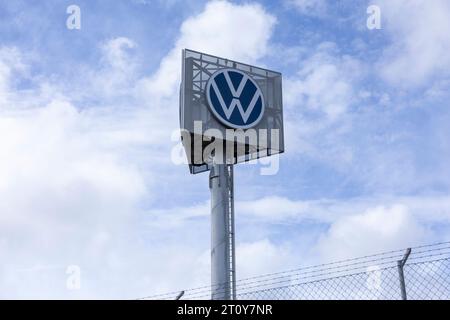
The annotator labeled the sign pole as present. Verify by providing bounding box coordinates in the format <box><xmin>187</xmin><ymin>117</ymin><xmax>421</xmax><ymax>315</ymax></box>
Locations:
<box><xmin>181</xmin><ymin>49</ymin><xmax>283</xmax><ymax>301</ymax></box>
<box><xmin>209</xmin><ymin>162</ymin><xmax>236</xmax><ymax>300</ymax></box>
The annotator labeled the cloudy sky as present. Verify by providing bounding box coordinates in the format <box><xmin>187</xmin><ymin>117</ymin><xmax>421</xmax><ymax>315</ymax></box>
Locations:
<box><xmin>0</xmin><ymin>0</ymin><xmax>449</xmax><ymax>299</ymax></box>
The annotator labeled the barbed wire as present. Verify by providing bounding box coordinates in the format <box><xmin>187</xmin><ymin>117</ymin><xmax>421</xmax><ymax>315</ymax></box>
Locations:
<box><xmin>138</xmin><ymin>240</ymin><xmax>450</xmax><ymax>300</ymax></box>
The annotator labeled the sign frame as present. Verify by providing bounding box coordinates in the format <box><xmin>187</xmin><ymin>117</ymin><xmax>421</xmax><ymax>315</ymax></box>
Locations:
<box><xmin>180</xmin><ymin>48</ymin><xmax>284</xmax><ymax>174</ymax></box>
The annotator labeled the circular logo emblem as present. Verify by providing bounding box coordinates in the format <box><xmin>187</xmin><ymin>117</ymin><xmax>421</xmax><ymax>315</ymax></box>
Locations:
<box><xmin>206</xmin><ymin>68</ymin><xmax>265</xmax><ymax>129</ymax></box>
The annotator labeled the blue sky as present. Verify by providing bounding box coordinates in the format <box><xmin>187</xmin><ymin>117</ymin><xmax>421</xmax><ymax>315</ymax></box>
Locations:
<box><xmin>0</xmin><ymin>0</ymin><xmax>450</xmax><ymax>298</ymax></box>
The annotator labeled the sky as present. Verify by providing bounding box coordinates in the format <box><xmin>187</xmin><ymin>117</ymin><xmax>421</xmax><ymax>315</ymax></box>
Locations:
<box><xmin>0</xmin><ymin>0</ymin><xmax>449</xmax><ymax>299</ymax></box>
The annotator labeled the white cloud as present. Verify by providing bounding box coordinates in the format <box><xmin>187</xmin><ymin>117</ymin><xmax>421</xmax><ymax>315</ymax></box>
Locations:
<box><xmin>144</xmin><ymin>193</ymin><xmax>450</xmax><ymax>294</ymax></box>
<box><xmin>316</xmin><ymin>204</ymin><xmax>432</xmax><ymax>261</ymax></box>
<box><xmin>282</xmin><ymin>42</ymin><xmax>364</xmax><ymax>161</ymax></box>
<box><xmin>146</xmin><ymin>201</ymin><xmax>210</xmax><ymax>229</ymax></box>
<box><xmin>0</xmin><ymin>42</ymin><xmax>159</xmax><ymax>298</ymax></box>
<box><xmin>237</xmin><ymin>239</ymin><xmax>300</xmax><ymax>278</ymax></box>
<box><xmin>0</xmin><ymin>0</ymin><xmax>278</xmax><ymax>298</ymax></box>
<box><xmin>146</xmin><ymin>196</ymin><xmax>334</xmax><ymax>227</ymax></box>
<box><xmin>285</xmin><ymin>43</ymin><xmax>363</xmax><ymax>120</ymax></box>
<box><xmin>73</xmin><ymin>37</ymin><xmax>140</xmax><ymax>101</ymax></box>
<box><xmin>0</xmin><ymin>47</ymin><xmax>27</xmax><ymax>105</ymax></box>
<box><xmin>0</xmin><ymin>82</ymin><xmax>152</xmax><ymax>298</ymax></box>
<box><xmin>101</xmin><ymin>37</ymin><xmax>137</xmax><ymax>72</ymax></box>
<box><xmin>378</xmin><ymin>0</ymin><xmax>450</xmax><ymax>88</ymax></box>
<box><xmin>239</xmin><ymin>196</ymin><xmax>309</xmax><ymax>221</ymax></box>
<box><xmin>142</xmin><ymin>0</ymin><xmax>276</xmax><ymax>99</ymax></box>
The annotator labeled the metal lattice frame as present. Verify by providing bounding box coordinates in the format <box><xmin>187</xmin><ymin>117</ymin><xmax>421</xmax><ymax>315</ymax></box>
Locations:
<box><xmin>181</xmin><ymin>49</ymin><xmax>284</xmax><ymax>174</ymax></box>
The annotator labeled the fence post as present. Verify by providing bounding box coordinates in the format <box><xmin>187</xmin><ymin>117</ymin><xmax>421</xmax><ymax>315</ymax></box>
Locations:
<box><xmin>397</xmin><ymin>248</ymin><xmax>411</xmax><ymax>300</ymax></box>
<box><xmin>175</xmin><ymin>291</ymin><xmax>185</xmax><ymax>300</ymax></box>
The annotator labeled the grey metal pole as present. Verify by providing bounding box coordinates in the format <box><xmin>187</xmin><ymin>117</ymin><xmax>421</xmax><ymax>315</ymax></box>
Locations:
<box><xmin>209</xmin><ymin>163</ymin><xmax>236</xmax><ymax>300</ymax></box>
<box><xmin>397</xmin><ymin>248</ymin><xmax>411</xmax><ymax>300</ymax></box>
<box><xmin>229</xmin><ymin>165</ymin><xmax>236</xmax><ymax>299</ymax></box>
<box><xmin>397</xmin><ymin>260</ymin><xmax>407</xmax><ymax>300</ymax></box>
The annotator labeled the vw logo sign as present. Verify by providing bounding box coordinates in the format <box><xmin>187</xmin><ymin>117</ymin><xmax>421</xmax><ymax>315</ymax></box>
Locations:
<box><xmin>206</xmin><ymin>68</ymin><xmax>265</xmax><ymax>129</ymax></box>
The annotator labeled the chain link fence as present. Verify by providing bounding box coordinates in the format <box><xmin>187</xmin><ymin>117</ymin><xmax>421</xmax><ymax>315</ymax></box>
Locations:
<box><xmin>141</xmin><ymin>241</ymin><xmax>450</xmax><ymax>300</ymax></box>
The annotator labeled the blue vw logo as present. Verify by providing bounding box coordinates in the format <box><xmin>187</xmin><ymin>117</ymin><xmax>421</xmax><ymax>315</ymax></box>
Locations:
<box><xmin>206</xmin><ymin>68</ymin><xmax>265</xmax><ymax>129</ymax></box>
